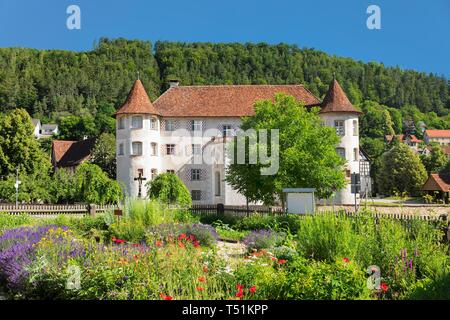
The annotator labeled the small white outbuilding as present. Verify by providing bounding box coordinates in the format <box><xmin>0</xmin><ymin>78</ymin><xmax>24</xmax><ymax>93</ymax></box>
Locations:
<box><xmin>283</xmin><ymin>188</ymin><xmax>316</xmax><ymax>214</ymax></box>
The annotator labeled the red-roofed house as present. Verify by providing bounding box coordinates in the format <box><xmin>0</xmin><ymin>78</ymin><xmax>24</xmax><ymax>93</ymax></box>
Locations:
<box><xmin>52</xmin><ymin>138</ymin><xmax>96</xmax><ymax>173</ymax></box>
<box><xmin>115</xmin><ymin>78</ymin><xmax>366</xmax><ymax>205</ymax></box>
<box><xmin>422</xmin><ymin>173</ymin><xmax>450</xmax><ymax>203</ymax></box>
<box><xmin>424</xmin><ymin>130</ymin><xmax>450</xmax><ymax>146</ymax></box>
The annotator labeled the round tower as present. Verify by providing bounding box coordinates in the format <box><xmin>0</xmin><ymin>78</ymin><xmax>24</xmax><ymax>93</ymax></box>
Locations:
<box><xmin>115</xmin><ymin>79</ymin><xmax>161</xmax><ymax>198</ymax></box>
<box><xmin>319</xmin><ymin>79</ymin><xmax>363</xmax><ymax>205</ymax></box>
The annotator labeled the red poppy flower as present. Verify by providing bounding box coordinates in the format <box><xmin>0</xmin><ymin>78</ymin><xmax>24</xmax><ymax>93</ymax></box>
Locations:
<box><xmin>160</xmin><ymin>293</ymin><xmax>173</xmax><ymax>300</ymax></box>
<box><xmin>380</xmin><ymin>282</ymin><xmax>389</xmax><ymax>293</ymax></box>
<box><xmin>156</xmin><ymin>240</ymin><xmax>163</xmax><ymax>247</ymax></box>
<box><xmin>343</xmin><ymin>257</ymin><xmax>350</xmax><ymax>263</ymax></box>
<box><xmin>278</xmin><ymin>259</ymin><xmax>287</xmax><ymax>265</ymax></box>
<box><xmin>236</xmin><ymin>284</ymin><xmax>245</xmax><ymax>290</ymax></box>
<box><xmin>235</xmin><ymin>290</ymin><xmax>244</xmax><ymax>299</ymax></box>
<box><xmin>249</xmin><ymin>286</ymin><xmax>257</xmax><ymax>294</ymax></box>
<box><xmin>193</xmin><ymin>241</ymin><xmax>200</xmax><ymax>248</ymax></box>
<box><xmin>203</xmin><ymin>266</ymin><xmax>209</xmax><ymax>273</ymax></box>
<box><xmin>271</xmin><ymin>257</ymin><xmax>278</xmax><ymax>261</ymax></box>
<box><xmin>196</xmin><ymin>286</ymin><xmax>205</xmax><ymax>292</ymax></box>
<box><xmin>198</xmin><ymin>276</ymin><xmax>206</xmax><ymax>282</ymax></box>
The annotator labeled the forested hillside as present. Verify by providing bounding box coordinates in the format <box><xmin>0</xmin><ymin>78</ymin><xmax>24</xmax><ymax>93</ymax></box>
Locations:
<box><xmin>0</xmin><ymin>38</ymin><xmax>448</xmax><ymax>126</ymax></box>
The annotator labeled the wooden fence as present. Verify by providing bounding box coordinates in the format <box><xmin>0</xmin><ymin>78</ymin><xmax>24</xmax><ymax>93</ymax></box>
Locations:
<box><xmin>190</xmin><ymin>204</ymin><xmax>449</xmax><ymax>221</ymax></box>
<box><xmin>0</xmin><ymin>204</ymin><xmax>117</xmax><ymax>217</ymax></box>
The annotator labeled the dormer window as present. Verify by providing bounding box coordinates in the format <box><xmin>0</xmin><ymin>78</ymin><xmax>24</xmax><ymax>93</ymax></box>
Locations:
<box><xmin>131</xmin><ymin>116</ymin><xmax>143</xmax><ymax>129</ymax></box>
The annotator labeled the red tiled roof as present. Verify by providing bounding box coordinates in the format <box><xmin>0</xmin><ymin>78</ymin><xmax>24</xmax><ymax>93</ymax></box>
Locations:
<box><xmin>52</xmin><ymin>138</ymin><xmax>96</xmax><ymax>168</ymax></box>
<box><xmin>442</xmin><ymin>146</ymin><xmax>450</xmax><ymax>155</ymax></box>
<box><xmin>115</xmin><ymin>80</ymin><xmax>159</xmax><ymax>117</ymax></box>
<box><xmin>385</xmin><ymin>134</ymin><xmax>421</xmax><ymax>143</ymax></box>
<box><xmin>320</xmin><ymin>79</ymin><xmax>362</xmax><ymax>114</ymax></box>
<box><xmin>422</xmin><ymin>173</ymin><xmax>450</xmax><ymax>192</ymax></box>
<box><xmin>52</xmin><ymin>140</ymin><xmax>76</xmax><ymax>163</ymax></box>
<box><xmin>425</xmin><ymin>130</ymin><xmax>450</xmax><ymax>138</ymax></box>
<box><xmin>153</xmin><ymin>85</ymin><xmax>321</xmax><ymax>117</ymax></box>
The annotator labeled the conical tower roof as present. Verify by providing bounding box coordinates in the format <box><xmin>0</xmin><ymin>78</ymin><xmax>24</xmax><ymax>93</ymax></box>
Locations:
<box><xmin>114</xmin><ymin>80</ymin><xmax>159</xmax><ymax>117</ymax></box>
<box><xmin>320</xmin><ymin>79</ymin><xmax>362</xmax><ymax>114</ymax></box>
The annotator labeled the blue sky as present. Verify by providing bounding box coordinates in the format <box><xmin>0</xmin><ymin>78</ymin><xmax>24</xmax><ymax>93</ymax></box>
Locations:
<box><xmin>0</xmin><ymin>0</ymin><xmax>449</xmax><ymax>77</ymax></box>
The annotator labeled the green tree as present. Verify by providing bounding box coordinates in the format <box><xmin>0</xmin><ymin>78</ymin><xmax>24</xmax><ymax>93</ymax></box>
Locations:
<box><xmin>146</xmin><ymin>173</ymin><xmax>192</xmax><ymax>206</ymax></box>
<box><xmin>0</xmin><ymin>108</ymin><xmax>50</xmax><ymax>176</ymax></box>
<box><xmin>226</xmin><ymin>94</ymin><xmax>346</xmax><ymax>207</ymax></box>
<box><xmin>90</xmin><ymin>133</ymin><xmax>116</xmax><ymax>179</ymax></box>
<box><xmin>51</xmin><ymin>168</ymin><xmax>77</xmax><ymax>204</ymax></box>
<box><xmin>95</xmin><ymin>103</ymin><xmax>116</xmax><ymax>134</ymax></box>
<box><xmin>73</xmin><ymin>163</ymin><xmax>123</xmax><ymax>204</ymax></box>
<box><xmin>359</xmin><ymin>101</ymin><xmax>395</xmax><ymax>138</ymax></box>
<box><xmin>420</xmin><ymin>145</ymin><xmax>448</xmax><ymax>173</ymax></box>
<box><xmin>376</xmin><ymin>144</ymin><xmax>427</xmax><ymax>195</ymax></box>
<box><xmin>58</xmin><ymin>115</ymin><xmax>96</xmax><ymax>140</ymax></box>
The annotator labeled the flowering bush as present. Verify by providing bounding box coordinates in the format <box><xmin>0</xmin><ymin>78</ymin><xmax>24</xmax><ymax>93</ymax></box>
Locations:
<box><xmin>242</xmin><ymin>230</ymin><xmax>285</xmax><ymax>251</ymax></box>
<box><xmin>146</xmin><ymin>223</ymin><xmax>218</xmax><ymax>248</ymax></box>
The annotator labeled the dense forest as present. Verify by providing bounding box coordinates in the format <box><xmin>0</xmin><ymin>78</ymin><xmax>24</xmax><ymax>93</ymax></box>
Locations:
<box><xmin>0</xmin><ymin>38</ymin><xmax>448</xmax><ymax>123</ymax></box>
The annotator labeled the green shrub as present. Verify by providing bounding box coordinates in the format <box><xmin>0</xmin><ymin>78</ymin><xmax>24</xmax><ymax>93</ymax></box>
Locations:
<box><xmin>146</xmin><ymin>173</ymin><xmax>192</xmax><ymax>206</ymax></box>
<box><xmin>0</xmin><ymin>213</ymin><xmax>33</xmax><ymax>233</ymax></box>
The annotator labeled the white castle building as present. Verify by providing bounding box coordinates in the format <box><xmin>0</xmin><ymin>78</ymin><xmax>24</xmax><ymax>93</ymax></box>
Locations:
<box><xmin>115</xmin><ymin>78</ymin><xmax>363</xmax><ymax>205</ymax></box>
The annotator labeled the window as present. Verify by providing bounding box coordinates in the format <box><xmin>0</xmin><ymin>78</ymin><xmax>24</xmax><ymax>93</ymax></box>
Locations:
<box><xmin>166</xmin><ymin>144</ymin><xmax>176</xmax><ymax>155</ymax></box>
<box><xmin>334</xmin><ymin>120</ymin><xmax>345</xmax><ymax>136</ymax></box>
<box><xmin>353</xmin><ymin>120</ymin><xmax>358</xmax><ymax>136</ymax></box>
<box><xmin>131</xmin><ymin>116</ymin><xmax>143</xmax><ymax>129</ymax></box>
<box><xmin>336</xmin><ymin>147</ymin><xmax>346</xmax><ymax>159</ymax></box>
<box><xmin>191</xmin><ymin>120</ymin><xmax>202</xmax><ymax>132</ymax></box>
<box><xmin>118</xmin><ymin>117</ymin><xmax>125</xmax><ymax>130</ymax></box>
<box><xmin>222</xmin><ymin>125</ymin><xmax>233</xmax><ymax>137</ymax></box>
<box><xmin>191</xmin><ymin>169</ymin><xmax>201</xmax><ymax>181</ymax></box>
<box><xmin>118</xmin><ymin>143</ymin><xmax>124</xmax><ymax>156</ymax></box>
<box><xmin>353</xmin><ymin>148</ymin><xmax>358</xmax><ymax>161</ymax></box>
<box><xmin>191</xmin><ymin>190</ymin><xmax>201</xmax><ymax>201</ymax></box>
<box><xmin>151</xmin><ymin>142</ymin><xmax>158</xmax><ymax>156</ymax></box>
<box><xmin>165</xmin><ymin>120</ymin><xmax>174</xmax><ymax>131</ymax></box>
<box><xmin>215</xmin><ymin>172</ymin><xmax>221</xmax><ymax>196</ymax></box>
<box><xmin>167</xmin><ymin>170</ymin><xmax>175</xmax><ymax>174</ymax></box>
<box><xmin>150</xmin><ymin>118</ymin><xmax>157</xmax><ymax>130</ymax></box>
<box><xmin>151</xmin><ymin>169</ymin><xmax>158</xmax><ymax>180</ymax></box>
<box><xmin>192</xmin><ymin>144</ymin><xmax>201</xmax><ymax>155</ymax></box>
<box><xmin>132</xmin><ymin>142</ymin><xmax>143</xmax><ymax>156</ymax></box>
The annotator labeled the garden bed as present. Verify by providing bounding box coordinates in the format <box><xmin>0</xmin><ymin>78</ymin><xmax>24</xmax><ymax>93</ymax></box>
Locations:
<box><xmin>0</xmin><ymin>201</ymin><xmax>449</xmax><ymax>300</ymax></box>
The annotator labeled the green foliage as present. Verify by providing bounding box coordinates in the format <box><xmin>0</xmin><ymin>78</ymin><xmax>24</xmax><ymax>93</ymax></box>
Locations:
<box><xmin>0</xmin><ymin>213</ymin><xmax>32</xmax><ymax>233</ymax></box>
<box><xmin>359</xmin><ymin>101</ymin><xmax>395</xmax><ymax>138</ymax></box>
<box><xmin>226</xmin><ymin>94</ymin><xmax>345</xmax><ymax>206</ymax></box>
<box><xmin>420</xmin><ymin>144</ymin><xmax>448</xmax><ymax>173</ymax></box>
<box><xmin>156</xmin><ymin>42</ymin><xmax>449</xmax><ymax>115</ymax></box>
<box><xmin>0</xmin><ymin>108</ymin><xmax>50</xmax><ymax>177</ymax></box>
<box><xmin>90</xmin><ymin>132</ymin><xmax>116</xmax><ymax>179</ymax></box>
<box><xmin>376</xmin><ymin>144</ymin><xmax>427</xmax><ymax>195</ymax></box>
<box><xmin>73</xmin><ymin>163</ymin><xmax>123</xmax><ymax>204</ymax></box>
<box><xmin>57</xmin><ymin>114</ymin><xmax>96</xmax><ymax>141</ymax></box>
<box><xmin>146</xmin><ymin>173</ymin><xmax>192</xmax><ymax>206</ymax></box>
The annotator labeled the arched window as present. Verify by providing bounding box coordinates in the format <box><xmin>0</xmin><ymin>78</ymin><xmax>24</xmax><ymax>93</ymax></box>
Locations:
<box><xmin>151</xmin><ymin>142</ymin><xmax>158</xmax><ymax>156</ymax></box>
<box><xmin>118</xmin><ymin>117</ymin><xmax>125</xmax><ymax>130</ymax></box>
<box><xmin>131</xmin><ymin>116</ymin><xmax>143</xmax><ymax>129</ymax></box>
<box><xmin>215</xmin><ymin>172</ymin><xmax>221</xmax><ymax>196</ymax></box>
<box><xmin>353</xmin><ymin>148</ymin><xmax>358</xmax><ymax>161</ymax></box>
<box><xmin>150</xmin><ymin>118</ymin><xmax>157</xmax><ymax>130</ymax></box>
<box><xmin>132</xmin><ymin>142</ymin><xmax>143</xmax><ymax>156</ymax></box>
<box><xmin>353</xmin><ymin>120</ymin><xmax>358</xmax><ymax>136</ymax></box>
<box><xmin>336</xmin><ymin>147</ymin><xmax>346</xmax><ymax>159</ymax></box>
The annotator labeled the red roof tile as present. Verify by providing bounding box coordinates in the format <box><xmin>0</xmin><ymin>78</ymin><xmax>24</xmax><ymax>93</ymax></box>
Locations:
<box><xmin>385</xmin><ymin>134</ymin><xmax>421</xmax><ymax>143</ymax></box>
<box><xmin>52</xmin><ymin>138</ymin><xmax>96</xmax><ymax>168</ymax></box>
<box><xmin>425</xmin><ymin>130</ymin><xmax>450</xmax><ymax>138</ymax></box>
<box><xmin>422</xmin><ymin>173</ymin><xmax>450</xmax><ymax>192</ymax></box>
<box><xmin>153</xmin><ymin>85</ymin><xmax>321</xmax><ymax>117</ymax></box>
<box><xmin>320</xmin><ymin>79</ymin><xmax>362</xmax><ymax>114</ymax></box>
<box><xmin>52</xmin><ymin>140</ymin><xmax>76</xmax><ymax>163</ymax></box>
<box><xmin>115</xmin><ymin>80</ymin><xmax>159</xmax><ymax>117</ymax></box>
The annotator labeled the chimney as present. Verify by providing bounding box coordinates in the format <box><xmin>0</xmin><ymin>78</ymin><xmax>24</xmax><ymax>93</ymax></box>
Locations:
<box><xmin>168</xmin><ymin>79</ymin><xmax>180</xmax><ymax>88</ymax></box>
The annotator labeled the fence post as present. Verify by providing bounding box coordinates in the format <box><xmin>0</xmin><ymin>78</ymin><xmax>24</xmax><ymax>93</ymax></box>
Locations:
<box><xmin>217</xmin><ymin>203</ymin><xmax>224</xmax><ymax>217</ymax></box>
<box><xmin>88</xmin><ymin>204</ymin><xmax>96</xmax><ymax>216</ymax></box>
